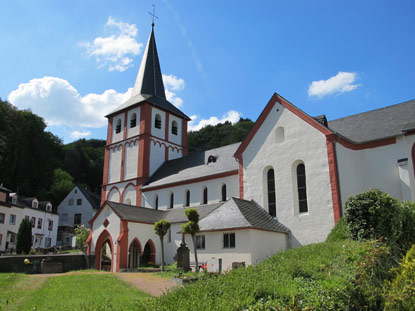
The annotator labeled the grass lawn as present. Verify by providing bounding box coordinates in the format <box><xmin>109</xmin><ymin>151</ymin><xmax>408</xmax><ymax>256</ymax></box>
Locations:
<box><xmin>0</xmin><ymin>272</ymin><xmax>150</xmax><ymax>311</ymax></box>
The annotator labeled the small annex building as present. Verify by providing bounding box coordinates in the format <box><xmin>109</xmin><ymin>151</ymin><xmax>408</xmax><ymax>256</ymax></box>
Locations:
<box><xmin>88</xmin><ymin>24</ymin><xmax>415</xmax><ymax>272</ymax></box>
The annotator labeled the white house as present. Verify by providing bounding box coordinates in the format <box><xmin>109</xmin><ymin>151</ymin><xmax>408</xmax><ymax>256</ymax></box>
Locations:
<box><xmin>87</xmin><ymin>24</ymin><xmax>415</xmax><ymax>272</ymax></box>
<box><xmin>57</xmin><ymin>185</ymin><xmax>100</xmax><ymax>246</ymax></box>
<box><xmin>0</xmin><ymin>185</ymin><xmax>59</xmax><ymax>253</ymax></box>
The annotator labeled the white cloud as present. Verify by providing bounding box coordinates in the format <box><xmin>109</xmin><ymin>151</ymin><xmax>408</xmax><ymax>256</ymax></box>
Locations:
<box><xmin>82</xmin><ymin>17</ymin><xmax>143</xmax><ymax>72</ymax></box>
<box><xmin>308</xmin><ymin>72</ymin><xmax>360</xmax><ymax>98</ymax></box>
<box><xmin>188</xmin><ymin>110</ymin><xmax>242</xmax><ymax>131</ymax></box>
<box><xmin>8</xmin><ymin>76</ymin><xmax>132</xmax><ymax>128</ymax></box>
<box><xmin>163</xmin><ymin>74</ymin><xmax>185</xmax><ymax>108</ymax></box>
<box><xmin>70</xmin><ymin>130</ymin><xmax>91</xmax><ymax>140</ymax></box>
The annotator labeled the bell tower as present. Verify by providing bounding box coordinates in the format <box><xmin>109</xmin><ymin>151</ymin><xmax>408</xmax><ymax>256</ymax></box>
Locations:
<box><xmin>101</xmin><ymin>24</ymin><xmax>190</xmax><ymax>206</ymax></box>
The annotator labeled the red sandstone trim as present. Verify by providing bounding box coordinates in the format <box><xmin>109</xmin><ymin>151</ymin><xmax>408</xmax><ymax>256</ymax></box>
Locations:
<box><xmin>120</xmin><ymin>182</ymin><xmax>137</xmax><ymax>202</ymax></box>
<box><xmin>123</xmin><ymin>111</ymin><xmax>128</xmax><ymax>140</ymax></box>
<box><xmin>337</xmin><ymin>136</ymin><xmax>396</xmax><ymax>150</ymax></box>
<box><xmin>182</xmin><ymin>119</ymin><xmax>188</xmax><ymax>156</ymax></box>
<box><xmin>120</xmin><ymin>145</ymin><xmax>126</xmax><ymax>181</ymax></box>
<box><xmin>141</xmin><ymin>170</ymin><xmax>239</xmax><ymax>192</ymax></box>
<box><xmin>101</xmin><ymin>118</ymin><xmax>113</xmax><ymax>204</ymax></box>
<box><xmin>237</xmin><ymin>156</ymin><xmax>244</xmax><ymax>199</ymax></box>
<box><xmin>116</xmin><ymin>220</ymin><xmax>129</xmax><ymax>272</ymax></box>
<box><xmin>95</xmin><ymin>229</ymin><xmax>114</xmax><ymax>271</ymax></box>
<box><xmin>106</xmin><ymin>186</ymin><xmax>121</xmax><ymax>201</ymax></box>
<box><xmin>326</xmin><ymin>135</ymin><xmax>342</xmax><ymax>223</ymax></box>
<box><xmin>100</xmin><ymin>185</ymin><xmax>107</xmax><ymax>207</ymax></box>
<box><xmin>129</xmin><ymin>237</ymin><xmax>142</xmax><ymax>254</ymax></box>
<box><xmin>235</xmin><ymin>93</ymin><xmax>332</xmax><ymax>158</ymax></box>
<box><xmin>404</xmin><ymin>129</ymin><xmax>415</xmax><ymax>136</ymax></box>
<box><xmin>86</xmin><ymin>227</ymin><xmax>92</xmax><ymax>254</ymax></box>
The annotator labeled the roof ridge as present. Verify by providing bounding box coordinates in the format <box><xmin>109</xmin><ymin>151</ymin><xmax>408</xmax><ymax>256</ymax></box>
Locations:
<box><xmin>328</xmin><ymin>99</ymin><xmax>415</xmax><ymax>123</ymax></box>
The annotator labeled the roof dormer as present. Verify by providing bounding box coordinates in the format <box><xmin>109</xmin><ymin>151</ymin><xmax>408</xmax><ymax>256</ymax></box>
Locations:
<box><xmin>32</xmin><ymin>199</ymin><xmax>39</xmax><ymax>209</ymax></box>
<box><xmin>207</xmin><ymin>155</ymin><xmax>217</xmax><ymax>164</ymax></box>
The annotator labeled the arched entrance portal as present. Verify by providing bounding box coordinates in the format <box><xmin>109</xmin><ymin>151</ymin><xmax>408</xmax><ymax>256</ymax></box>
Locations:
<box><xmin>128</xmin><ymin>238</ymin><xmax>142</xmax><ymax>268</ymax></box>
<box><xmin>95</xmin><ymin>230</ymin><xmax>114</xmax><ymax>271</ymax></box>
<box><xmin>141</xmin><ymin>240</ymin><xmax>156</xmax><ymax>265</ymax></box>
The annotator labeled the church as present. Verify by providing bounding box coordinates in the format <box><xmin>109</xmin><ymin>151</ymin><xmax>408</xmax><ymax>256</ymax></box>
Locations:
<box><xmin>87</xmin><ymin>24</ymin><xmax>415</xmax><ymax>273</ymax></box>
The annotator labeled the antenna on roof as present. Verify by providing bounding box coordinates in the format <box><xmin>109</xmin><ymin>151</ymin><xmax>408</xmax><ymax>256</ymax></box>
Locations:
<box><xmin>148</xmin><ymin>4</ymin><xmax>159</xmax><ymax>27</ymax></box>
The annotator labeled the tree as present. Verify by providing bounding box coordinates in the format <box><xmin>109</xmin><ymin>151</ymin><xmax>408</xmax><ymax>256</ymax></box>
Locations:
<box><xmin>182</xmin><ymin>208</ymin><xmax>200</xmax><ymax>272</ymax></box>
<box><xmin>154</xmin><ymin>219</ymin><xmax>171</xmax><ymax>271</ymax></box>
<box><xmin>74</xmin><ymin>225</ymin><xmax>89</xmax><ymax>252</ymax></box>
<box><xmin>16</xmin><ymin>218</ymin><xmax>32</xmax><ymax>254</ymax></box>
<box><xmin>50</xmin><ymin>168</ymin><xmax>75</xmax><ymax>206</ymax></box>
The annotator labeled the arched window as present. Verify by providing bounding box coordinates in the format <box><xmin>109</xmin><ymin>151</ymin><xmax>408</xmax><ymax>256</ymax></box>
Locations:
<box><xmin>115</xmin><ymin>119</ymin><xmax>121</xmax><ymax>134</ymax></box>
<box><xmin>185</xmin><ymin>190</ymin><xmax>190</xmax><ymax>207</ymax></box>
<box><xmin>130</xmin><ymin>113</ymin><xmax>137</xmax><ymax>128</ymax></box>
<box><xmin>202</xmin><ymin>187</ymin><xmax>208</xmax><ymax>205</ymax></box>
<box><xmin>125</xmin><ymin>199</ymin><xmax>131</xmax><ymax>205</ymax></box>
<box><xmin>221</xmin><ymin>184</ymin><xmax>227</xmax><ymax>202</ymax></box>
<box><xmin>155</xmin><ymin>195</ymin><xmax>158</xmax><ymax>210</ymax></box>
<box><xmin>155</xmin><ymin>114</ymin><xmax>162</xmax><ymax>129</ymax></box>
<box><xmin>169</xmin><ymin>193</ymin><xmax>174</xmax><ymax>209</ymax></box>
<box><xmin>267</xmin><ymin>169</ymin><xmax>276</xmax><ymax>217</ymax></box>
<box><xmin>296</xmin><ymin>163</ymin><xmax>308</xmax><ymax>213</ymax></box>
<box><xmin>172</xmin><ymin>120</ymin><xmax>178</xmax><ymax>135</ymax></box>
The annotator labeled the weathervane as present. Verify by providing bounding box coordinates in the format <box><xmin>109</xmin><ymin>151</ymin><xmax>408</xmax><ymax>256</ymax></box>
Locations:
<box><xmin>148</xmin><ymin>5</ymin><xmax>159</xmax><ymax>26</ymax></box>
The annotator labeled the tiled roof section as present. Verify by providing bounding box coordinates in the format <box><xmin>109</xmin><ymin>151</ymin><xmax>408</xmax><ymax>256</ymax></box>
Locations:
<box><xmin>142</xmin><ymin>143</ymin><xmax>240</xmax><ymax>189</ymax></box>
<box><xmin>106</xmin><ymin>201</ymin><xmax>222</xmax><ymax>224</ymax></box>
<box><xmin>78</xmin><ymin>186</ymin><xmax>101</xmax><ymax>210</ymax></box>
<box><xmin>328</xmin><ymin>100</ymin><xmax>415</xmax><ymax>143</ymax></box>
<box><xmin>199</xmin><ymin>197</ymin><xmax>290</xmax><ymax>233</ymax></box>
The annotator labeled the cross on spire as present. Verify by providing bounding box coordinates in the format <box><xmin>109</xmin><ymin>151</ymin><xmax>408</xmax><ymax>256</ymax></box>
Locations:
<box><xmin>148</xmin><ymin>5</ymin><xmax>158</xmax><ymax>26</ymax></box>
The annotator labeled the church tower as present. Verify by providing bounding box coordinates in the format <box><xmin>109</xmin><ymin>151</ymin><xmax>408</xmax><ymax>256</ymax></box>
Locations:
<box><xmin>101</xmin><ymin>24</ymin><xmax>190</xmax><ymax>206</ymax></box>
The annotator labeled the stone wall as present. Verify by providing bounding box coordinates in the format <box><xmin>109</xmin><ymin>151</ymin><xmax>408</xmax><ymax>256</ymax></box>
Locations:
<box><xmin>0</xmin><ymin>254</ymin><xmax>95</xmax><ymax>274</ymax></box>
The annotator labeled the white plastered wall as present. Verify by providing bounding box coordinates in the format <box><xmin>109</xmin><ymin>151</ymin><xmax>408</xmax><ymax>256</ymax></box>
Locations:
<box><xmin>150</xmin><ymin>140</ymin><xmax>166</xmax><ymax>176</ymax></box>
<box><xmin>122</xmin><ymin>184</ymin><xmax>137</xmax><ymax>205</ymax></box>
<box><xmin>111</xmin><ymin>113</ymin><xmax>125</xmax><ymax>143</ymax></box>
<box><xmin>127</xmin><ymin>222</ymin><xmax>161</xmax><ymax>264</ymax></box>
<box><xmin>336</xmin><ymin>135</ymin><xmax>415</xmax><ymax>209</ymax></box>
<box><xmin>185</xmin><ymin>229</ymin><xmax>287</xmax><ymax>271</ymax></box>
<box><xmin>91</xmin><ymin>205</ymin><xmax>121</xmax><ymax>272</ymax></box>
<box><xmin>242</xmin><ymin>104</ymin><xmax>335</xmax><ymax>247</ymax></box>
<box><xmin>141</xmin><ymin>175</ymin><xmax>238</xmax><ymax>209</ymax></box>
<box><xmin>168</xmin><ymin>147</ymin><xmax>182</xmax><ymax>161</ymax></box>
<box><xmin>127</xmin><ymin>107</ymin><xmax>141</xmax><ymax>138</ymax></box>
<box><xmin>168</xmin><ymin>115</ymin><xmax>182</xmax><ymax>146</ymax></box>
<box><xmin>151</xmin><ymin>107</ymin><xmax>166</xmax><ymax>140</ymax></box>
<box><xmin>108</xmin><ymin>147</ymin><xmax>122</xmax><ymax>184</ymax></box>
<box><xmin>107</xmin><ymin>181</ymin><xmax>136</xmax><ymax>203</ymax></box>
<box><xmin>124</xmin><ymin>141</ymin><xmax>139</xmax><ymax>180</ymax></box>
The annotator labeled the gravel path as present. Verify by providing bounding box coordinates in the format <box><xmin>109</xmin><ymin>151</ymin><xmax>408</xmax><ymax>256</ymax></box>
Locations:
<box><xmin>115</xmin><ymin>272</ymin><xmax>179</xmax><ymax>296</ymax></box>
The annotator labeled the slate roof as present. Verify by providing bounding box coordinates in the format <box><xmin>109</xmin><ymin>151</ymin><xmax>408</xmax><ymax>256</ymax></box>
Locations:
<box><xmin>77</xmin><ymin>186</ymin><xmax>101</xmax><ymax>210</ymax></box>
<box><xmin>106</xmin><ymin>201</ymin><xmax>221</xmax><ymax>224</ymax></box>
<box><xmin>141</xmin><ymin>143</ymin><xmax>240</xmax><ymax>189</ymax></box>
<box><xmin>199</xmin><ymin>198</ymin><xmax>290</xmax><ymax>233</ymax></box>
<box><xmin>328</xmin><ymin>100</ymin><xmax>415</xmax><ymax>143</ymax></box>
<box><xmin>106</xmin><ymin>198</ymin><xmax>289</xmax><ymax>234</ymax></box>
<box><xmin>106</xmin><ymin>26</ymin><xmax>190</xmax><ymax>120</ymax></box>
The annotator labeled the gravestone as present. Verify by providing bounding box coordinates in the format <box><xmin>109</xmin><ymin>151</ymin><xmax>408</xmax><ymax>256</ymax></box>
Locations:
<box><xmin>176</xmin><ymin>234</ymin><xmax>190</xmax><ymax>272</ymax></box>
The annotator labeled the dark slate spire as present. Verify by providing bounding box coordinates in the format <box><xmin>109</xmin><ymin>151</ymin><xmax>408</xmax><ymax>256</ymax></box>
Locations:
<box><xmin>131</xmin><ymin>25</ymin><xmax>166</xmax><ymax>99</ymax></box>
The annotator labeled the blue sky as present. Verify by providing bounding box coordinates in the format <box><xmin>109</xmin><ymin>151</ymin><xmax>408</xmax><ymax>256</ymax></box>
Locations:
<box><xmin>1</xmin><ymin>0</ymin><xmax>414</xmax><ymax>143</ymax></box>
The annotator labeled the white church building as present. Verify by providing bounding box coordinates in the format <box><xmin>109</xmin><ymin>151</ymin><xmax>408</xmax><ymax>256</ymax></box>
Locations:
<box><xmin>87</xmin><ymin>24</ymin><xmax>415</xmax><ymax>272</ymax></box>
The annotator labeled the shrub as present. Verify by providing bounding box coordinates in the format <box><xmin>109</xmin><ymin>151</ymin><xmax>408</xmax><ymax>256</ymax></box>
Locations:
<box><xmin>16</xmin><ymin>218</ymin><xmax>32</xmax><ymax>254</ymax></box>
<box><xmin>326</xmin><ymin>216</ymin><xmax>350</xmax><ymax>242</ymax></box>
<box><xmin>74</xmin><ymin>225</ymin><xmax>89</xmax><ymax>251</ymax></box>
<box><xmin>384</xmin><ymin>245</ymin><xmax>415</xmax><ymax>311</ymax></box>
<box><xmin>344</xmin><ymin>189</ymin><xmax>415</xmax><ymax>256</ymax></box>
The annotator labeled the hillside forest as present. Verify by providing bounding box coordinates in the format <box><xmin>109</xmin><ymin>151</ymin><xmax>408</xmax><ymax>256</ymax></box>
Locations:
<box><xmin>0</xmin><ymin>98</ymin><xmax>254</xmax><ymax>207</ymax></box>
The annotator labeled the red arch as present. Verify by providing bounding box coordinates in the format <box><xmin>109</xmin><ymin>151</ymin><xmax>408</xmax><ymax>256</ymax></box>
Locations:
<box><xmin>129</xmin><ymin>237</ymin><xmax>143</xmax><ymax>253</ymax></box>
<box><xmin>145</xmin><ymin>239</ymin><xmax>156</xmax><ymax>264</ymax></box>
<box><xmin>121</xmin><ymin>182</ymin><xmax>137</xmax><ymax>202</ymax></box>
<box><xmin>95</xmin><ymin>229</ymin><xmax>114</xmax><ymax>271</ymax></box>
<box><xmin>107</xmin><ymin>186</ymin><xmax>121</xmax><ymax>202</ymax></box>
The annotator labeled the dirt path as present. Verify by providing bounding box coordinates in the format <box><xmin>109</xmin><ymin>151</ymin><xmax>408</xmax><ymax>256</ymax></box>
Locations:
<box><xmin>115</xmin><ymin>272</ymin><xmax>179</xmax><ymax>296</ymax></box>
